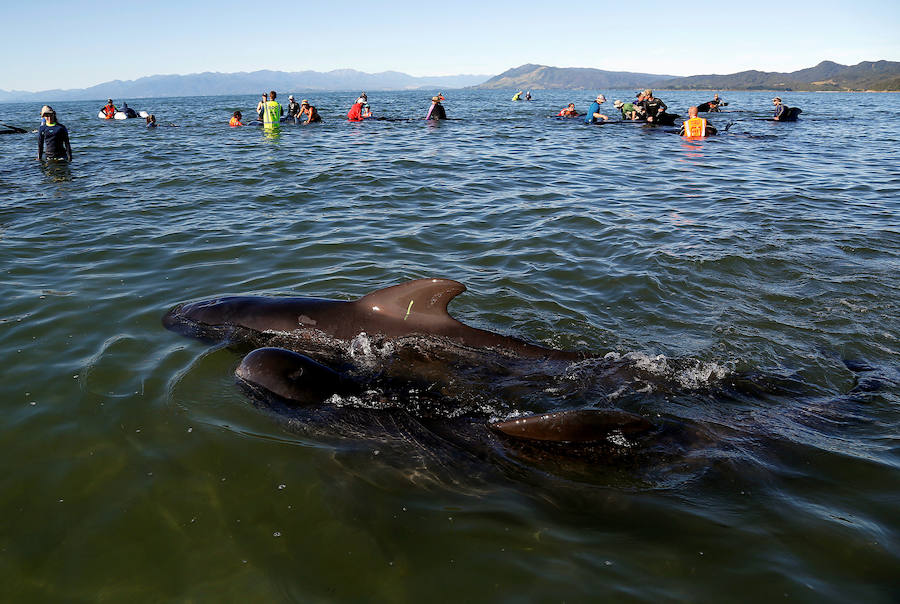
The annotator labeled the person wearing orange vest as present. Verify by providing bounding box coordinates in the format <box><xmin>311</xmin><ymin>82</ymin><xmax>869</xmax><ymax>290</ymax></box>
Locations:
<box><xmin>557</xmin><ymin>103</ymin><xmax>579</xmax><ymax>117</ymax></box>
<box><xmin>101</xmin><ymin>99</ymin><xmax>116</xmax><ymax>119</ymax></box>
<box><xmin>680</xmin><ymin>106</ymin><xmax>717</xmax><ymax>138</ymax></box>
<box><xmin>230</xmin><ymin>111</ymin><xmax>243</xmax><ymax>127</ymax></box>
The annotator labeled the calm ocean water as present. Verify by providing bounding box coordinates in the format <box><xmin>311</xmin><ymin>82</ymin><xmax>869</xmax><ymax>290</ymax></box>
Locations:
<box><xmin>1</xmin><ymin>89</ymin><xmax>898</xmax><ymax>601</ymax></box>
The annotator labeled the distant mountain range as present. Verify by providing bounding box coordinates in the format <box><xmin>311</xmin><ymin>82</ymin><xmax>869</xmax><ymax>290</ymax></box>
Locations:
<box><xmin>477</xmin><ymin>61</ymin><xmax>900</xmax><ymax>92</ymax></box>
<box><xmin>4</xmin><ymin>60</ymin><xmax>898</xmax><ymax>102</ymax></box>
<box><xmin>474</xmin><ymin>64</ymin><xmax>677</xmax><ymax>90</ymax></box>
<box><xmin>652</xmin><ymin>61</ymin><xmax>900</xmax><ymax>91</ymax></box>
<box><xmin>0</xmin><ymin>69</ymin><xmax>490</xmax><ymax>102</ymax></box>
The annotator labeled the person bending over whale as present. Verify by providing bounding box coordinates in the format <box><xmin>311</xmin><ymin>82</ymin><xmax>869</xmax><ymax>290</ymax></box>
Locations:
<box><xmin>584</xmin><ymin>94</ymin><xmax>609</xmax><ymax>124</ymax></box>
<box><xmin>637</xmin><ymin>89</ymin><xmax>677</xmax><ymax>125</ymax></box>
<box><xmin>37</xmin><ymin>107</ymin><xmax>72</xmax><ymax>161</ymax></box>
<box><xmin>304</xmin><ymin>105</ymin><xmax>322</xmax><ymax>124</ymax></box>
<box><xmin>679</xmin><ymin>106</ymin><xmax>717</xmax><ymax>138</ymax></box>
<box><xmin>613</xmin><ymin>99</ymin><xmax>638</xmax><ymax>120</ymax></box>
<box><xmin>697</xmin><ymin>93</ymin><xmax>724</xmax><ymax>113</ymax></box>
<box><xmin>427</xmin><ymin>96</ymin><xmax>447</xmax><ymax>120</ymax></box>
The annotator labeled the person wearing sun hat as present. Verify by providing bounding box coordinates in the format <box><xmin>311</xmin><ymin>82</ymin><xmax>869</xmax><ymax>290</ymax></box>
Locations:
<box><xmin>613</xmin><ymin>99</ymin><xmax>638</xmax><ymax>120</ymax></box>
<box><xmin>772</xmin><ymin>96</ymin><xmax>802</xmax><ymax>121</ymax></box>
<box><xmin>37</xmin><ymin>105</ymin><xmax>72</xmax><ymax>161</ymax></box>
<box><xmin>584</xmin><ymin>93</ymin><xmax>609</xmax><ymax>124</ymax></box>
<box><xmin>298</xmin><ymin>99</ymin><xmax>311</xmax><ymax>122</ymax></box>
<box><xmin>426</xmin><ymin>95</ymin><xmax>446</xmax><ymax>120</ymax></box>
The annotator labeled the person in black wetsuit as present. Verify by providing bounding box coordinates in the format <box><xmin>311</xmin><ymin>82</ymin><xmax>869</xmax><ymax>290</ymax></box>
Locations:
<box><xmin>638</xmin><ymin>89</ymin><xmax>677</xmax><ymax>125</ymax></box>
<box><xmin>119</xmin><ymin>102</ymin><xmax>137</xmax><ymax>118</ymax></box>
<box><xmin>697</xmin><ymin>93</ymin><xmax>723</xmax><ymax>113</ymax></box>
<box><xmin>37</xmin><ymin>108</ymin><xmax>72</xmax><ymax>161</ymax></box>
<box><xmin>428</xmin><ymin>96</ymin><xmax>447</xmax><ymax>120</ymax></box>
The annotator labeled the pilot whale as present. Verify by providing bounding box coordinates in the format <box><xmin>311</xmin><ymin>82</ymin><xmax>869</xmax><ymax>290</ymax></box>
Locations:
<box><xmin>164</xmin><ymin>278</ymin><xmax>585</xmax><ymax>361</ymax></box>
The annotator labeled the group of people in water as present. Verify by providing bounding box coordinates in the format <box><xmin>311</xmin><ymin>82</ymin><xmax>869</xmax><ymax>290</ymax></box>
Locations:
<box><xmin>558</xmin><ymin>89</ymin><xmax>801</xmax><ymax>137</ymax></box>
<box><xmin>33</xmin><ymin>89</ymin><xmax>802</xmax><ymax>160</ymax></box>
<box><xmin>227</xmin><ymin>90</ymin><xmax>449</xmax><ymax>127</ymax></box>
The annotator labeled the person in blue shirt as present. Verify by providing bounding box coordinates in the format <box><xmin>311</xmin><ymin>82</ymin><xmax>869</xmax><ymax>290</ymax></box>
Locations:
<box><xmin>37</xmin><ymin>107</ymin><xmax>72</xmax><ymax>161</ymax></box>
<box><xmin>584</xmin><ymin>94</ymin><xmax>609</xmax><ymax>124</ymax></box>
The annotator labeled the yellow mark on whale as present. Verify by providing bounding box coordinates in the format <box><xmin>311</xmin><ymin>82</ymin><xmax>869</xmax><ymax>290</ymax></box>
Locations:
<box><xmin>404</xmin><ymin>300</ymin><xmax>414</xmax><ymax>321</ymax></box>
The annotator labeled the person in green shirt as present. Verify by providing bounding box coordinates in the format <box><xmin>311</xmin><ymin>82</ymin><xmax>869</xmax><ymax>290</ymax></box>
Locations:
<box><xmin>613</xmin><ymin>99</ymin><xmax>639</xmax><ymax>120</ymax></box>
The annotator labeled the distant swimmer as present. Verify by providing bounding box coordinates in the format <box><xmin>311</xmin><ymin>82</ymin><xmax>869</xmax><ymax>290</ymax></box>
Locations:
<box><xmin>287</xmin><ymin>95</ymin><xmax>301</xmax><ymax>120</ymax></box>
<box><xmin>772</xmin><ymin>97</ymin><xmax>802</xmax><ymax>121</ymax></box>
<box><xmin>146</xmin><ymin>114</ymin><xmax>157</xmax><ymax>128</ymax></box>
<box><xmin>679</xmin><ymin>106</ymin><xmax>717</xmax><ymax>138</ymax></box>
<box><xmin>525</xmin><ymin>91</ymin><xmax>532</xmax><ymax>101</ymax></box>
<box><xmin>305</xmin><ymin>105</ymin><xmax>322</xmax><ymax>124</ymax></box>
<box><xmin>262</xmin><ymin>90</ymin><xmax>283</xmax><ymax>127</ymax></box>
<box><xmin>230</xmin><ymin>111</ymin><xmax>243</xmax><ymax>127</ymax></box>
<box><xmin>37</xmin><ymin>107</ymin><xmax>72</xmax><ymax>161</ymax></box>
<box><xmin>557</xmin><ymin>103</ymin><xmax>579</xmax><ymax>117</ymax></box>
<box><xmin>613</xmin><ymin>99</ymin><xmax>638</xmax><ymax>120</ymax></box>
<box><xmin>584</xmin><ymin>94</ymin><xmax>609</xmax><ymax>124</ymax></box>
<box><xmin>512</xmin><ymin>91</ymin><xmax>523</xmax><ymax>101</ymax></box>
<box><xmin>256</xmin><ymin>93</ymin><xmax>268</xmax><ymax>121</ymax></box>
<box><xmin>426</xmin><ymin>96</ymin><xmax>446</xmax><ymax>120</ymax></box>
<box><xmin>697</xmin><ymin>93</ymin><xmax>725</xmax><ymax>113</ymax></box>
<box><xmin>101</xmin><ymin>98</ymin><xmax>116</xmax><ymax>119</ymax></box>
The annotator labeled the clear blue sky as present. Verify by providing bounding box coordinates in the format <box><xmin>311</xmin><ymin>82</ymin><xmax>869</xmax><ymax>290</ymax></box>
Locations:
<box><xmin>2</xmin><ymin>0</ymin><xmax>898</xmax><ymax>91</ymax></box>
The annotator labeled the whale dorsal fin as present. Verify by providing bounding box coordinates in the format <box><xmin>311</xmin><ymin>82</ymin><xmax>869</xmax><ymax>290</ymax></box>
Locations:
<box><xmin>356</xmin><ymin>278</ymin><xmax>466</xmax><ymax>323</ymax></box>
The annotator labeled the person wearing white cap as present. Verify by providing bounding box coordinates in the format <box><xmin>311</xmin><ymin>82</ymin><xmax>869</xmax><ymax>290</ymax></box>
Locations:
<box><xmin>584</xmin><ymin>93</ymin><xmax>609</xmax><ymax>124</ymax></box>
<box><xmin>37</xmin><ymin>106</ymin><xmax>72</xmax><ymax>162</ymax></box>
<box><xmin>287</xmin><ymin>95</ymin><xmax>301</xmax><ymax>119</ymax></box>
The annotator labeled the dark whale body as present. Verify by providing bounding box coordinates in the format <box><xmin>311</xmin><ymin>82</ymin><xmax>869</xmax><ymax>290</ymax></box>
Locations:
<box><xmin>164</xmin><ymin>278</ymin><xmax>583</xmax><ymax>361</ymax></box>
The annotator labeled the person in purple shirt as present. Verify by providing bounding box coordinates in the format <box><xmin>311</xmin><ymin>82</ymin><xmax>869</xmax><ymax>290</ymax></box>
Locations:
<box><xmin>37</xmin><ymin>107</ymin><xmax>72</xmax><ymax>161</ymax></box>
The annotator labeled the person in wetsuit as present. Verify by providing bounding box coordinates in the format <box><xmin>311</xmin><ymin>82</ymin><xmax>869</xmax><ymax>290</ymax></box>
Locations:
<box><xmin>427</xmin><ymin>96</ymin><xmax>447</xmax><ymax>120</ymax></box>
<box><xmin>120</xmin><ymin>102</ymin><xmax>137</xmax><ymax>118</ymax></box>
<box><xmin>37</xmin><ymin>108</ymin><xmax>72</xmax><ymax>161</ymax></box>
<box><xmin>637</xmin><ymin>89</ymin><xmax>675</xmax><ymax>124</ymax></box>
<box><xmin>287</xmin><ymin>95</ymin><xmax>301</xmax><ymax>120</ymax></box>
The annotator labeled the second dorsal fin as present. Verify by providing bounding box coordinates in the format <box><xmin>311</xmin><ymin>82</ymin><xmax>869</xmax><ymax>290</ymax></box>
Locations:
<box><xmin>356</xmin><ymin>278</ymin><xmax>466</xmax><ymax>322</ymax></box>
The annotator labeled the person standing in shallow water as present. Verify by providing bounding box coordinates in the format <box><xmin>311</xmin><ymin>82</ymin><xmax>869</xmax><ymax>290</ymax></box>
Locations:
<box><xmin>37</xmin><ymin>107</ymin><xmax>72</xmax><ymax>161</ymax></box>
<box><xmin>263</xmin><ymin>90</ymin><xmax>282</xmax><ymax>127</ymax></box>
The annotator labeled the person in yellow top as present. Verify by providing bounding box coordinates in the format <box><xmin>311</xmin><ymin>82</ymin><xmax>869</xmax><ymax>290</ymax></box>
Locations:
<box><xmin>262</xmin><ymin>90</ymin><xmax>283</xmax><ymax>127</ymax></box>
<box><xmin>679</xmin><ymin>106</ymin><xmax>717</xmax><ymax>138</ymax></box>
